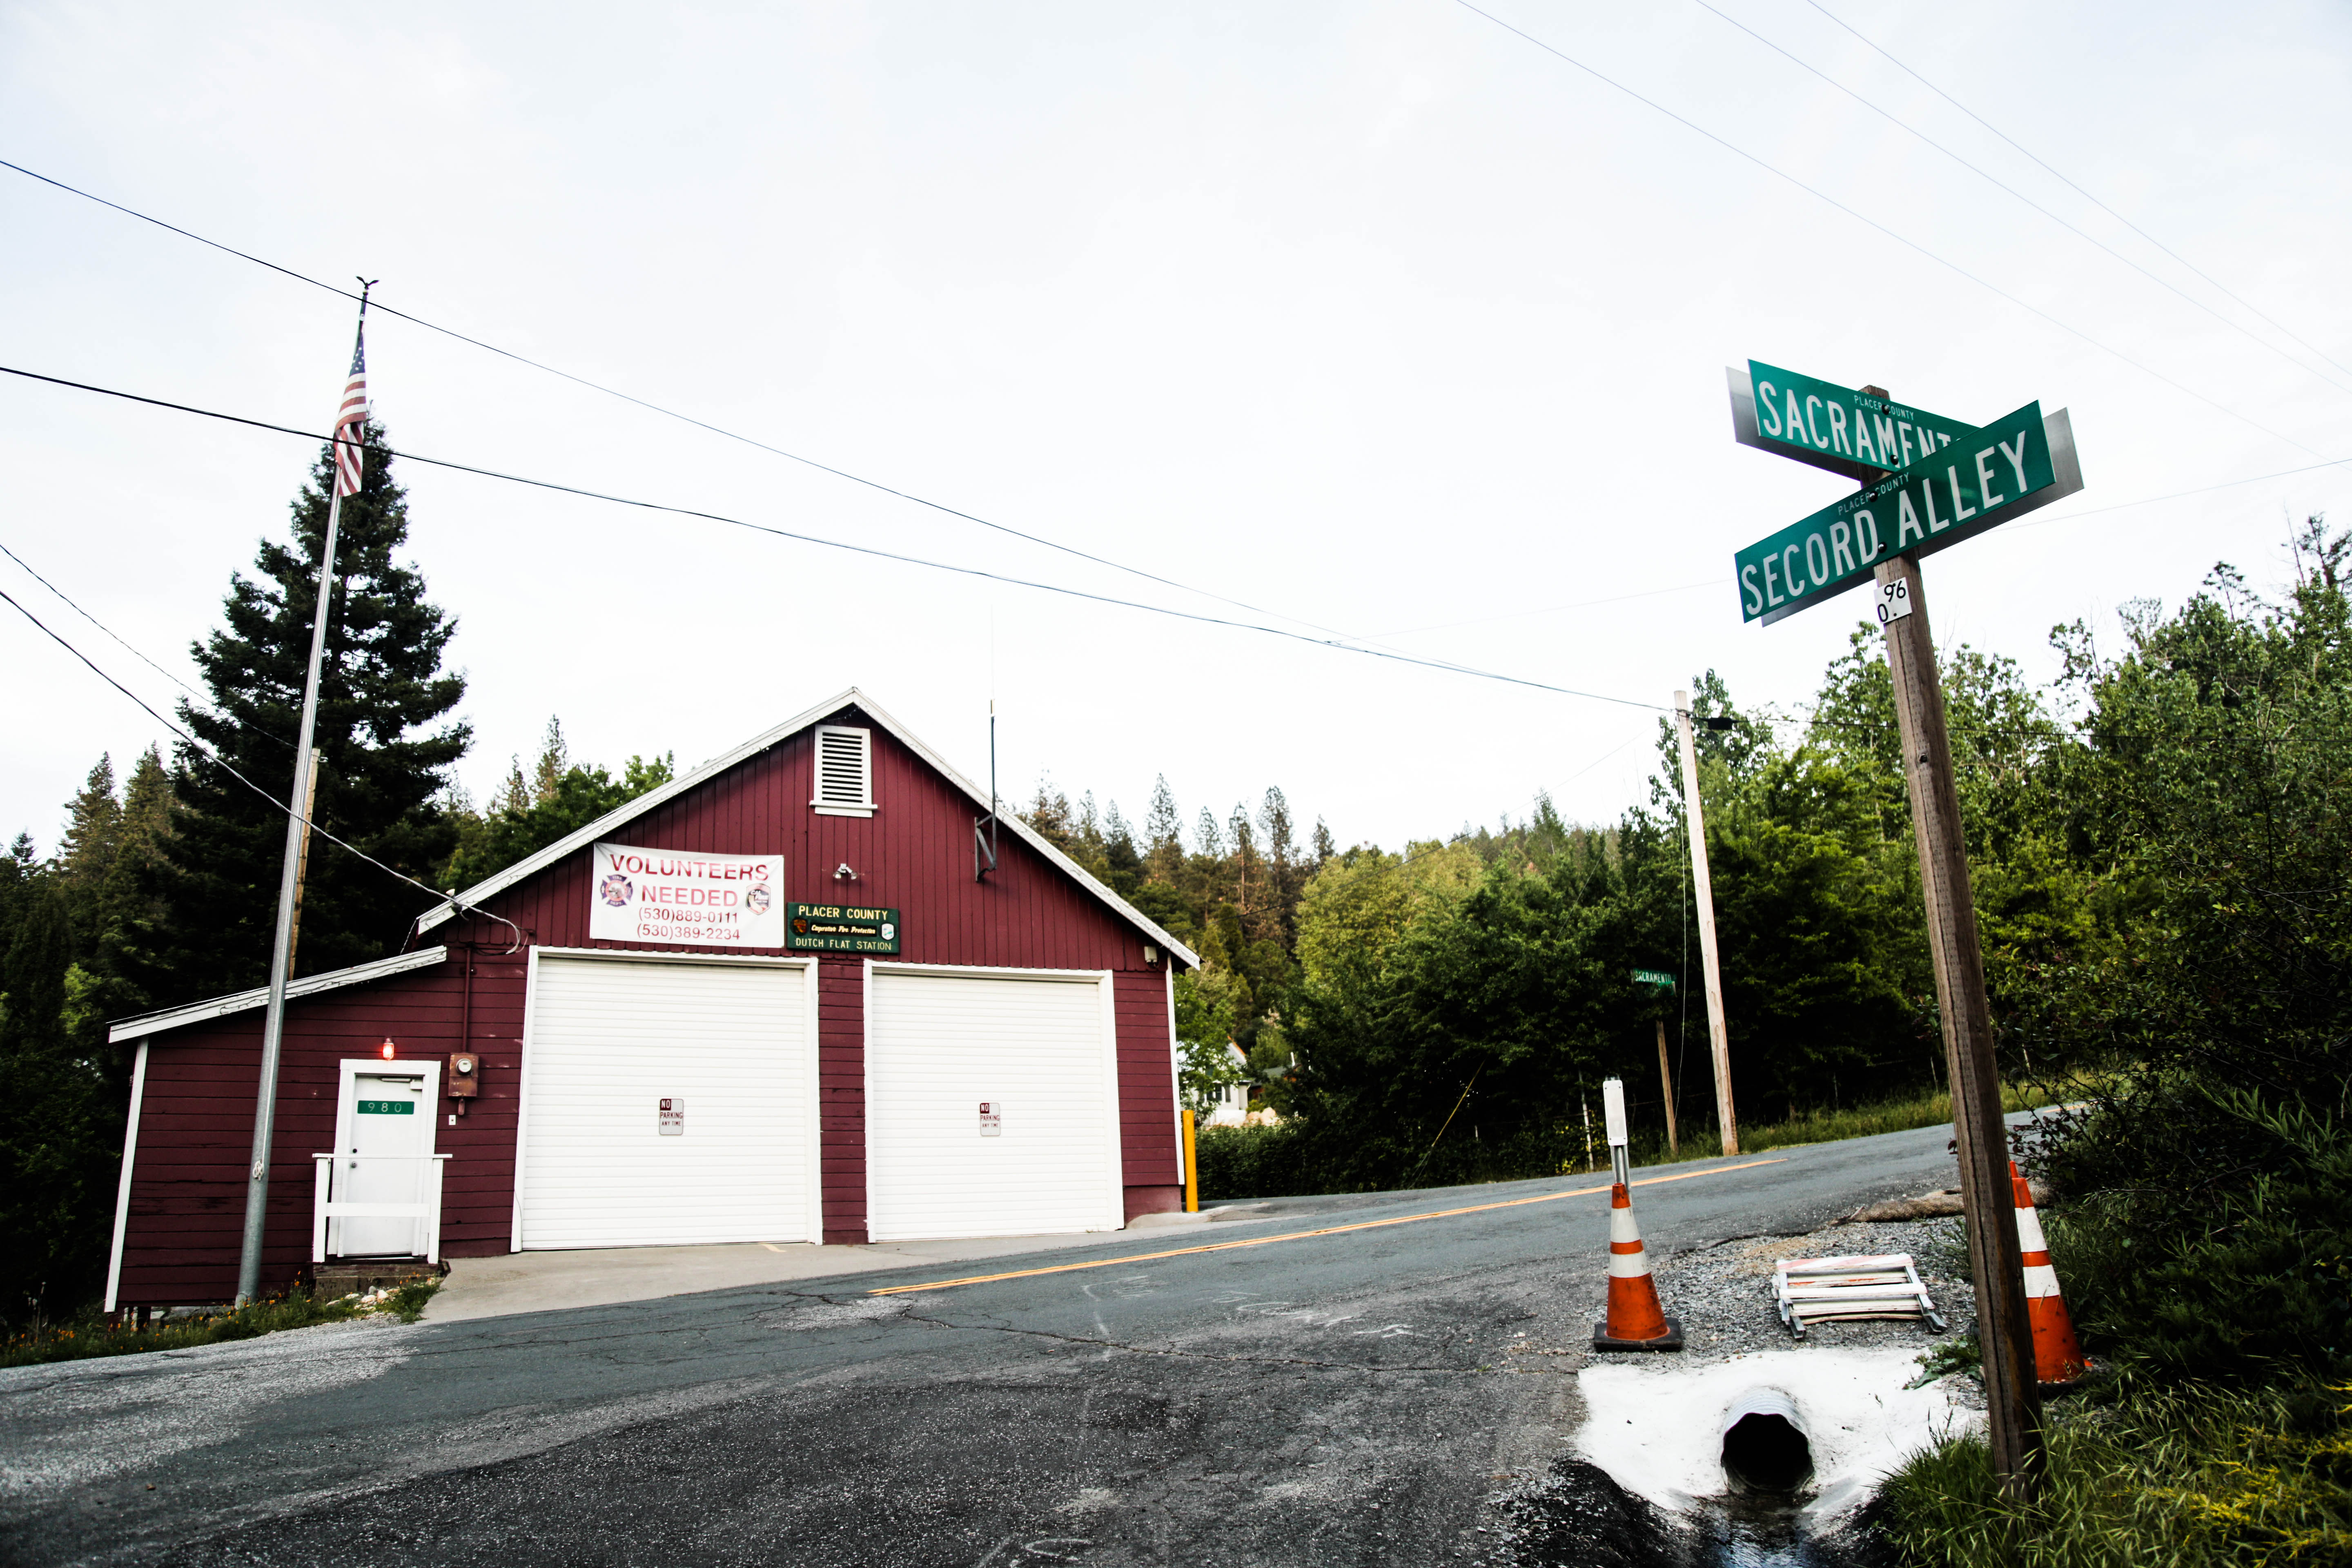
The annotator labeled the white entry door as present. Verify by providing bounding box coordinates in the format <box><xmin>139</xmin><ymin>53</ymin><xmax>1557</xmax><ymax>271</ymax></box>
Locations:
<box><xmin>335</xmin><ymin>1071</ymin><xmax>432</xmax><ymax>1256</ymax></box>
<box><xmin>518</xmin><ymin>955</ymin><xmax>815</xmax><ymax>1250</ymax></box>
<box><xmin>866</xmin><ymin>969</ymin><xmax>1121</xmax><ymax>1241</ymax></box>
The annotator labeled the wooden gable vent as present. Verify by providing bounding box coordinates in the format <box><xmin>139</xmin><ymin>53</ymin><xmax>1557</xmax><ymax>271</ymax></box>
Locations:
<box><xmin>812</xmin><ymin>725</ymin><xmax>875</xmax><ymax>817</ymax></box>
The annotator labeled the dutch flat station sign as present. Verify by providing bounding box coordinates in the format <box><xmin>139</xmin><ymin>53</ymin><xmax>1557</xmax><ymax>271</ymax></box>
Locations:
<box><xmin>788</xmin><ymin>904</ymin><xmax>902</xmax><ymax>954</ymax></box>
<box><xmin>1726</xmin><ymin>365</ymin><xmax>2083</xmax><ymax>626</ymax></box>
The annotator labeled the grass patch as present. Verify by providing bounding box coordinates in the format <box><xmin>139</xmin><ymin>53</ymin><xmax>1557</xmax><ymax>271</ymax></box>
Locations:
<box><xmin>1</xmin><ymin>1276</ymin><xmax>443</xmax><ymax>1368</ymax></box>
<box><xmin>1738</xmin><ymin>1083</ymin><xmax>2061</xmax><ymax>1156</ymax></box>
<box><xmin>1879</xmin><ymin>1376</ymin><xmax>2352</xmax><ymax>1567</ymax></box>
<box><xmin>1571</xmin><ymin>1083</ymin><xmax>2066</xmax><ymax>1175</ymax></box>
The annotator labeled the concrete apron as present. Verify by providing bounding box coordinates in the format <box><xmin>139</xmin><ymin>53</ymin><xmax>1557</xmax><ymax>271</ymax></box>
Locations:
<box><xmin>427</xmin><ymin>1206</ymin><xmax>1268</xmax><ymax>1323</ymax></box>
<box><xmin>1575</xmin><ymin>1346</ymin><xmax>1974</xmax><ymax>1536</ymax></box>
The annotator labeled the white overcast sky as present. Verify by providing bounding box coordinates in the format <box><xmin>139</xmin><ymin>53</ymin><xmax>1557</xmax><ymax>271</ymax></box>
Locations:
<box><xmin>4</xmin><ymin>0</ymin><xmax>2348</xmax><ymax>861</ymax></box>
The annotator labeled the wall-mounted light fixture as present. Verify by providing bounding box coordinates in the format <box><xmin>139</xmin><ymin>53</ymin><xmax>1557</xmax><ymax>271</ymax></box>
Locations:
<box><xmin>835</xmin><ymin>863</ymin><xmax>859</xmax><ymax>881</ymax></box>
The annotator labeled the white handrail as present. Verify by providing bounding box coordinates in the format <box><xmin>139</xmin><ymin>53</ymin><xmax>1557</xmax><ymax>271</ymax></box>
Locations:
<box><xmin>312</xmin><ymin>1152</ymin><xmax>452</xmax><ymax>1265</ymax></box>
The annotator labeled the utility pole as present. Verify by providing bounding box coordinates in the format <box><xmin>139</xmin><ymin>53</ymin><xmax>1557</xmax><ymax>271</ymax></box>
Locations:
<box><xmin>1655</xmin><ymin>1020</ymin><xmax>1678</xmax><ymax>1156</ymax></box>
<box><xmin>1673</xmin><ymin>692</ymin><xmax>1737</xmax><ymax>1156</ymax></box>
<box><xmin>236</xmin><ymin>287</ymin><xmax>373</xmax><ymax>1306</ymax></box>
<box><xmin>1873</xmin><ymin>548</ymin><xmax>2044</xmax><ymax>1495</ymax></box>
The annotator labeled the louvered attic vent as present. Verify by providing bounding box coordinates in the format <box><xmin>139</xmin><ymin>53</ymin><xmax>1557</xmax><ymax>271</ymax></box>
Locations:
<box><xmin>811</xmin><ymin>725</ymin><xmax>875</xmax><ymax>816</ymax></box>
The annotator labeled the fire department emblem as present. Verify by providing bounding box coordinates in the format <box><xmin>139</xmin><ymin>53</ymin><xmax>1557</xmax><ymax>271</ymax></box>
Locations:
<box><xmin>599</xmin><ymin>871</ymin><xmax>634</xmax><ymax>907</ymax></box>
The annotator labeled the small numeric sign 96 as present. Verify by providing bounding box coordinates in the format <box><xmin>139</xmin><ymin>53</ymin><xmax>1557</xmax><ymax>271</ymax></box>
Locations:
<box><xmin>1877</xmin><ymin>577</ymin><xmax>1913</xmax><ymax>624</ymax></box>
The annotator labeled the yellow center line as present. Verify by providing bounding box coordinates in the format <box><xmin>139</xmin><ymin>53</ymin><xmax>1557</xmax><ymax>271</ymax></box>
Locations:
<box><xmin>866</xmin><ymin>1156</ymin><xmax>1788</xmax><ymax>1295</ymax></box>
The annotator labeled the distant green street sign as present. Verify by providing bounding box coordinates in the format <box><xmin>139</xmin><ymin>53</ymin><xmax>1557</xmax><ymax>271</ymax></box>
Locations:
<box><xmin>1730</xmin><ymin>361</ymin><xmax>1977</xmax><ymax>483</ymax></box>
<box><xmin>1736</xmin><ymin>400</ymin><xmax>2082</xmax><ymax>626</ymax></box>
<box><xmin>1631</xmin><ymin>969</ymin><xmax>1676</xmax><ymax>989</ymax></box>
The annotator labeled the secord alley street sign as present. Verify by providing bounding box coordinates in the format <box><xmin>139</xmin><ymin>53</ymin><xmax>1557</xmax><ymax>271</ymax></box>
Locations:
<box><xmin>1732</xmin><ymin>398</ymin><xmax>2082</xmax><ymax>626</ymax></box>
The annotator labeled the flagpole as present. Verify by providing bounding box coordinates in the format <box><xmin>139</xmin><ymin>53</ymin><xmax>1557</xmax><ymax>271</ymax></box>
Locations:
<box><xmin>235</xmin><ymin>285</ymin><xmax>374</xmax><ymax>1305</ymax></box>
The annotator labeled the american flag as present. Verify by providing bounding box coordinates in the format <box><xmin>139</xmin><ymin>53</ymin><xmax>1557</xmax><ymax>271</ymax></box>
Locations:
<box><xmin>332</xmin><ymin>325</ymin><xmax>369</xmax><ymax>498</ymax></box>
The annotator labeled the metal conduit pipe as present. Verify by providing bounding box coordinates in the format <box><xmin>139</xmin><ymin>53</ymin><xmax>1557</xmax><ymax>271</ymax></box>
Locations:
<box><xmin>1720</xmin><ymin>1388</ymin><xmax>1814</xmax><ymax>1494</ymax></box>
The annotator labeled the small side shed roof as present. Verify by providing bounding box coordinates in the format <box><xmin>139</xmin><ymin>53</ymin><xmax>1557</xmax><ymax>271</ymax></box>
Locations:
<box><xmin>415</xmin><ymin>686</ymin><xmax>1199</xmax><ymax>967</ymax></box>
<box><xmin>109</xmin><ymin>946</ymin><xmax>449</xmax><ymax>1045</ymax></box>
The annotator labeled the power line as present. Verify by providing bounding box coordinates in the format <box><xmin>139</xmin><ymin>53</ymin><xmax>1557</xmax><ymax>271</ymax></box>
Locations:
<box><xmin>0</xmin><ymin>156</ymin><xmax>1376</xmax><ymax>648</ymax></box>
<box><xmin>0</xmin><ymin>361</ymin><xmax>1672</xmax><ymax>714</ymax></box>
<box><xmin>0</xmin><ymin>537</ymin><xmax>293</xmax><ymax>746</ymax></box>
<box><xmin>1371</xmin><ymin>577</ymin><xmax>1724</xmax><ymax>638</ymax></box>
<box><xmin>1802</xmin><ymin>0</ymin><xmax>2352</xmax><ymax>388</ymax></box>
<box><xmin>1689</xmin><ymin>0</ymin><xmax>2352</xmax><ymax>403</ymax></box>
<box><xmin>1449</xmin><ymin>0</ymin><xmax>2327</xmax><ymax>459</ymax></box>
<box><xmin>0</xmin><ymin>581</ymin><xmax>520</xmax><ymax>947</ymax></box>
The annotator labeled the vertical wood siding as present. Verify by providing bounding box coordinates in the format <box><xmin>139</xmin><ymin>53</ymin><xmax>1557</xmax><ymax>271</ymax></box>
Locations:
<box><xmin>116</xmin><ymin>704</ymin><xmax>1180</xmax><ymax>1300</ymax></box>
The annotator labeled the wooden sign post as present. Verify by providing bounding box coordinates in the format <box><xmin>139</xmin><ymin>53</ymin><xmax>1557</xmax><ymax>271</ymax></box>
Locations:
<box><xmin>1724</xmin><ymin>366</ymin><xmax>2080</xmax><ymax>1500</ymax></box>
<box><xmin>1874</xmin><ymin>550</ymin><xmax>2043</xmax><ymax>1494</ymax></box>
<box><xmin>1674</xmin><ymin>694</ymin><xmax>1739</xmax><ymax>1156</ymax></box>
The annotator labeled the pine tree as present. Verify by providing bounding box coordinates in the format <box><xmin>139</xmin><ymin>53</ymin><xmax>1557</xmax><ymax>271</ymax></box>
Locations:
<box><xmin>0</xmin><ymin>886</ymin><xmax>114</xmax><ymax>1326</ymax></box>
<box><xmin>1145</xmin><ymin>776</ymin><xmax>1184</xmax><ymax>882</ymax></box>
<box><xmin>84</xmin><ymin>748</ymin><xmax>174</xmax><ymax>1051</ymax></box>
<box><xmin>529</xmin><ymin>716</ymin><xmax>570</xmax><ymax>804</ymax></box>
<box><xmin>149</xmin><ymin>421</ymin><xmax>469</xmax><ymax>1003</ymax></box>
<box><xmin>441</xmin><ymin>725</ymin><xmax>675</xmax><ymax>893</ymax></box>
<box><xmin>57</xmin><ymin>756</ymin><xmax>123</xmax><ymax>893</ymax></box>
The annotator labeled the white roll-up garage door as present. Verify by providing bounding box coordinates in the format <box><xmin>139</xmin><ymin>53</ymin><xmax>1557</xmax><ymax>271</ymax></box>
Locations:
<box><xmin>518</xmin><ymin>954</ymin><xmax>815</xmax><ymax>1250</ymax></box>
<box><xmin>867</xmin><ymin>969</ymin><xmax>1121</xmax><ymax>1241</ymax></box>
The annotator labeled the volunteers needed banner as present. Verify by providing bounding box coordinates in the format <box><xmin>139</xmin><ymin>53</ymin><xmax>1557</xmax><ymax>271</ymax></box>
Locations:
<box><xmin>588</xmin><ymin>843</ymin><xmax>785</xmax><ymax>948</ymax></box>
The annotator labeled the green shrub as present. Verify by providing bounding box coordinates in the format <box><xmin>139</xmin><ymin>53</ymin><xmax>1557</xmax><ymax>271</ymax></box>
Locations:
<box><xmin>0</xmin><ymin>1276</ymin><xmax>443</xmax><ymax>1366</ymax></box>
<box><xmin>1880</xmin><ymin>1376</ymin><xmax>2352</xmax><ymax>1567</ymax></box>
<box><xmin>2040</xmin><ymin>1089</ymin><xmax>2352</xmax><ymax>1390</ymax></box>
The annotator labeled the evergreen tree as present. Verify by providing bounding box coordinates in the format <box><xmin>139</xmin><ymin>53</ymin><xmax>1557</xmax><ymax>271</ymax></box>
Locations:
<box><xmin>441</xmin><ymin>723</ymin><xmax>675</xmax><ymax>892</ymax></box>
<box><xmin>148</xmin><ymin>422</ymin><xmax>469</xmax><ymax>1004</ymax></box>
<box><xmin>0</xmin><ymin>885</ymin><xmax>114</xmax><ymax>1327</ymax></box>
<box><xmin>1145</xmin><ymin>776</ymin><xmax>1183</xmax><ymax>880</ymax></box>
<box><xmin>57</xmin><ymin>756</ymin><xmax>123</xmax><ymax>895</ymax></box>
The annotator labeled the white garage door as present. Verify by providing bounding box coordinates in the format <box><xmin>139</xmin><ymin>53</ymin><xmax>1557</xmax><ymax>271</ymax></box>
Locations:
<box><xmin>867</xmin><ymin>970</ymin><xmax>1121</xmax><ymax>1241</ymax></box>
<box><xmin>519</xmin><ymin>955</ymin><xmax>815</xmax><ymax>1250</ymax></box>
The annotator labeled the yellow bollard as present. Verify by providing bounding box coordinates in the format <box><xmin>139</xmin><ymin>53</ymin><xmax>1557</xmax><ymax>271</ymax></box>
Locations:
<box><xmin>1184</xmin><ymin>1108</ymin><xmax>1199</xmax><ymax>1213</ymax></box>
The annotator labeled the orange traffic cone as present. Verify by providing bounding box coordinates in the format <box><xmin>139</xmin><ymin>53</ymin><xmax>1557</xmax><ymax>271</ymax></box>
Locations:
<box><xmin>2011</xmin><ymin>1160</ymin><xmax>2091</xmax><ymax>1387</ymax></box>
<box><xmin>1592</xmin><ymin>1183</ymin><xmax>1683</xmax><ymax>1351</ymax></box>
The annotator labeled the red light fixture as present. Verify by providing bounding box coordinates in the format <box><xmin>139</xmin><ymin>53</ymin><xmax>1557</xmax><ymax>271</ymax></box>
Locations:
<box><xmin>380</xmin><ymin>1039</ymin><xmax>396</xmax><ymax>1060</ymax></box>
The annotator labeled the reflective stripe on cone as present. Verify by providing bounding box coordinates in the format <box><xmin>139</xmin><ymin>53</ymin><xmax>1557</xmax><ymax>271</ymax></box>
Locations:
<box><xmin>2011</xmin><ymin>1159</ymin><xmax>2091</xmax><ymax>1385</ymax></box>
<box><xmin>1594</xmin><ymin>1182</ymin><xmax>1679</xmax><ymax>1349</ymax></box>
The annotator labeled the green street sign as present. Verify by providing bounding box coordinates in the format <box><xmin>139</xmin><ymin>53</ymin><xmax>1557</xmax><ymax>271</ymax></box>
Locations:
<box><xmin>787</xmin><ymin>904</ymin><xmax>901</xmax><ymax>954</ymax></box>
<box><xmin>1631</xmin><ymin>969</ymin><xmax>1676</xmax><ymax>988</ymax></box>
<box><xmin>1737</xmin><ymin>401</ymin><xmax>2082</xmax><ymax>626</ymax></box>
<box><xmin>1729</xmin><ymin>361</ymin><xmax>1976</xmax><ymax>483</ymax></box>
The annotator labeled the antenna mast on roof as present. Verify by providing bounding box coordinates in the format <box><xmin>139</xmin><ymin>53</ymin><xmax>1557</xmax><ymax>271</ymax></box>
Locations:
<box><xmin>974</xmin><ymin>699</ymin><xmax>999</xmax><ymax>881</ymax></box>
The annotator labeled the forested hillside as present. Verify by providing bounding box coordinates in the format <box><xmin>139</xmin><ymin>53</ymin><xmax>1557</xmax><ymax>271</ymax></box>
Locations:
<box><xmin>1030</xmin><ymin>611</ymin><xmax>2093</xmax><ymax>1192</ymax></box>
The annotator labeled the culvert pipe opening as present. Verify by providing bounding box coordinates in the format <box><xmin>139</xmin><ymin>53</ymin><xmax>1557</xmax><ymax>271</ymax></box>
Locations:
<box><xmin>1720</xmin><ymin>1389</ymin><xmax>1814</xmax><ymax>1494</ymax></box>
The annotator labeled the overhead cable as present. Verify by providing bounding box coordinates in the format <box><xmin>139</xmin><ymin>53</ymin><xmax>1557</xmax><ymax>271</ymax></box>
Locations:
<box><xmin>0</xmin><ymin>582</ymin><xmax>521</xmax><ymax>947</ymax></box>
<box><xmin>0</xmin><ymin>361</ymin><xmax>1671</xmax><ymax>713</ymax></box>
<box><xmin>1802</xmin><ymin>0</ymin><xmax>2352</xmax><ymax>386</ymax></box>
<box><xmin>0</xmin><ymin>156</ymin><xmax>1373</xmax><ymax>647</ymax></box>
<box><xmin>1448</xmin><ymin>1</ymin><xmax>2326</xmax><ymax>459</ymax></box>
<box><xmin>1690</xmin><ymin>0</ymin><xmax>2352</xmax><ymax>402</ymax></box>
<box><xmin>0</xmin><ymin>537</ymin><xmax>288</xmax><ymax>745</ymax></box>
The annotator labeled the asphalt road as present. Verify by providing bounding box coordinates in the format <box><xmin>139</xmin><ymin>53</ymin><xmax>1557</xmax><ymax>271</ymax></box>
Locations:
<box><xmin>0</xmin><ymin>1120</ymin><xmax>1992</xmax><ymax>1568</ymax></box>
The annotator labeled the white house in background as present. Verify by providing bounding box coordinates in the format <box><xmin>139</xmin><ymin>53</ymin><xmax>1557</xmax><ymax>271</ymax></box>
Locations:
<box><xmin>1203</xmin><ymin>1042</ymin><xmax>1282</xmax><ymax>1127</ymax></box>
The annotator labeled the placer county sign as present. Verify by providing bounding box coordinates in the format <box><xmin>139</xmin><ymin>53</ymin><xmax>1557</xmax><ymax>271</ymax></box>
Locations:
<box><xmin>1730</xmin><ymin>360</ymin><xmax>1978</xmax><ymax>483</ymax></box>
<box><xmin>589</xmin><ymin>842</ymin><xmax>785</xmax><ymax>947</ymax></box>
<box><xmin>787</xmin><ymin>904</ymin><xmax>901</xmax><ymax>954</ymax></box>
<box><xmin>1734</xmin><ymin>400</ymin><xmax>2082</xmax><ymax>626</ymax></box>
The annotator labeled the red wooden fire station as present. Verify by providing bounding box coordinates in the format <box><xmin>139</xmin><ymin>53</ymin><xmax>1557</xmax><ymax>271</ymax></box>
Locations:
<box><xmin>105</xmin><ymin>690</ymin><xmax>1196</xmax><ymax>1310</ymax></box>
